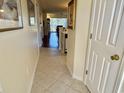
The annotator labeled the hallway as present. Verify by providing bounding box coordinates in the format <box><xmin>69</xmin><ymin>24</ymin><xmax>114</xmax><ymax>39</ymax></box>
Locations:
<box><xmin>31</xmin><ymin>48</ymin><xmax>89</xmax><ymax>93</ymax></box>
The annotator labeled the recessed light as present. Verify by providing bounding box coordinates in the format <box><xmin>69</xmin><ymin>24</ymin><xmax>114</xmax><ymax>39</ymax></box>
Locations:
<box><xmin>0</xmin><ymin>9</ymin><xmax>4</xmax><ymax>12</ymax></box>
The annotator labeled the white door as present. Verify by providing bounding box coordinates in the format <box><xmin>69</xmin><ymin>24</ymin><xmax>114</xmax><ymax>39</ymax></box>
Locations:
<box><xmin>86</xmin><ymin>0</ymin><xmax>124</xmax><ymax>93</ymax></box>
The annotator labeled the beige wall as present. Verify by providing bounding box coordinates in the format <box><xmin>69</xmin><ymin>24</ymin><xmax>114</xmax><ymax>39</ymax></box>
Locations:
<box><xmin>67</xmin><ymin>0</ymin><xmax>92</xmax><ymax>81</ymax></box>
<box><xmin>0</xmin><ymin>0</ymin><xmax>41</xmax><ymax>93</ymax></box>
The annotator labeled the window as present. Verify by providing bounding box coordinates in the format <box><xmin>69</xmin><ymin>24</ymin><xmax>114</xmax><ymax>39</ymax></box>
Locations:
<box><xmin>50</xmin><ymin>18</ymin><xmax>67</xmax><ymax>32</ymax></box>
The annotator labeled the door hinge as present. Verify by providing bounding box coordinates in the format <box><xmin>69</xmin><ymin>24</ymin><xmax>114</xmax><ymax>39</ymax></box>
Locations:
<box><xmin>90</xmin><ymin>33</ymin><xmax>92</xmax><ymax>39</ymax></box>
<box><xmin>86</xmin><ymin>70</ymin><xmax>88</xmax><ymax>75</ymax></box>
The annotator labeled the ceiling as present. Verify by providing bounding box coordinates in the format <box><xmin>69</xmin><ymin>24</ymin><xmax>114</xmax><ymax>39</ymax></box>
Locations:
<box><xmin>38</xmin><ymin>0</ymin><xmax>71</xmax><ymax>13</ymax></box>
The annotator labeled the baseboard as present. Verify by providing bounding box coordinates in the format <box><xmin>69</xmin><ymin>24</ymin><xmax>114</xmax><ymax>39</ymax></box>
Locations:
<box><xmin>72</xmin><ymin>74</ymin><xmax>84</xmax><ymax>81</ymax></box>
<box><xmin>66</xmin><ymin>63</ymin><xmax>73</xmax><ymax>76</ymax></box>
<box><xmin>28</xmin><ymin>48</ymin><xmax>40</xmax><ymax>93</ymax></box>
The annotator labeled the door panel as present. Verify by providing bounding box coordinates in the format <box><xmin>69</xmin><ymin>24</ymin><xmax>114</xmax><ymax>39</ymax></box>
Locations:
<box><xmin>96</xmin><ymin>0</ymin><xmax>106</xmax><ymax>41</ymax></box>
<box><xmin>108</xmin><ymin>0</ymin><xmax>124</xmax><ymax>46</ymax></box>
<box><xmin>86</xmin><ymin>0</ymin><xmax>124</xmax><ymax>93</ymax></box>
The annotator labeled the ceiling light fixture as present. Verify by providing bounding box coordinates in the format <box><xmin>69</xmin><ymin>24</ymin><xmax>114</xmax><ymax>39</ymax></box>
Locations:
<box><xmin>0</xmin><ymin>9</ymin><xmax>4</xmax><ymax>12</ymax></box>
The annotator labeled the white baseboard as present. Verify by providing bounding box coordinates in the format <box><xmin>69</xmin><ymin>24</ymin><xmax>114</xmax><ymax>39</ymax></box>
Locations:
<box><xmin>28</xmin><ymin>48</ymin><xmax>40</xmax><ymax>93</ymax></box>
<box><xmin>66</xmin><ymin>63</ymin><xmax>73</xmax><ymax>76</ymax></box>
<box><xmin>72</xmin><ymin>74</ymin><xmax>84</xmax><ymax>82</ymax></box>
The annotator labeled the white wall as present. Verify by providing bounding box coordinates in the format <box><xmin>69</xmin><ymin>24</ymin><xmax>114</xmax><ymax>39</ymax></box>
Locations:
<box><xmin>67</xmin><ymin>0</ymin><xmax>92</xmax><ymax>81</ymax></box>
<box><xmin>0</xmin><ymin>0</ymin><xmax>41</xmax><ymax>93</ymax></box>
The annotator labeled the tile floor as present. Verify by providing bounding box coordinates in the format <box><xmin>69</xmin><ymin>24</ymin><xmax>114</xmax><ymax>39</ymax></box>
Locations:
<box><xmin>31</xmin><ymin>48</ymin><xmax>89</xmax><ymax>93</ymax></box>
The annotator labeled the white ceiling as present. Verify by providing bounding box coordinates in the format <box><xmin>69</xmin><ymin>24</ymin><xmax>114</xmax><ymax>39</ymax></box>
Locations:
<box><xmin>38</xmin><ymin>0</ymin><xmax>71</xmax><ymax>12</ymax></box>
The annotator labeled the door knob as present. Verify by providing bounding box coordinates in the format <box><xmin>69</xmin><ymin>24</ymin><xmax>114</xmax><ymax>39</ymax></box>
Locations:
<box><xmin>111</xmin><ymin>54</ymin><xmax>120</xmax><ymax>61</ymax></box>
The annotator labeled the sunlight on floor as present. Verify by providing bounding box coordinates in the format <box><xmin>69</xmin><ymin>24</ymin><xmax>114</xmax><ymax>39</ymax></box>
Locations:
<box><xmin>31</xmin><ymin>48</ymin><xmax>89</xmax><ymax>93</ymax></box>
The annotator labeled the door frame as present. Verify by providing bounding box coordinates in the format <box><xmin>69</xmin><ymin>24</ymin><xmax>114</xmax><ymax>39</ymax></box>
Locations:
<box><xmin>83</xmin><ymin>0</ymin><xmax>93</xmax><ymax>85</ymax></box>
<box><xmin>113</xmin><ymin>55</ymin><xmax>124</xmax><ymax>93</ymax></box>
<box><xmin>83</xmin><ymin>0</ymin><xmax>124</xmax><ymax>92</ymax></box>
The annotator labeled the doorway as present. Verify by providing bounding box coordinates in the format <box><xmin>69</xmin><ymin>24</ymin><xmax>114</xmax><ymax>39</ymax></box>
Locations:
<box><xmin>42</xmin><ymin>18</ymin><xmax>67</xmax><ymax>48</ymax></box>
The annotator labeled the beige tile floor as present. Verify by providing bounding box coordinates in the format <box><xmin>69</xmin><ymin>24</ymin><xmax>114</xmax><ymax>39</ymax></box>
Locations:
<box><xmin>31</xmin><ymin>48</ymin><xmax>89</xmax><ymax>93</ymax></box>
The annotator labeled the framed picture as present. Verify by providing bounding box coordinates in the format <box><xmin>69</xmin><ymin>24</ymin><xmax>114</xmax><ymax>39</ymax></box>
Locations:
<box><xmin>68</xmin><ymin>0</ymin><xmax>76</xmax><ymax>30</ymax></box>
<box><xmin>0</xmin><ymin>0</ymin><xmax>23</xmax><ymax>32</ymax></box>
<box><xmin>27</xmin><ymin>0</ymin><xmax>35</xmax><ymax>26</ymax></box>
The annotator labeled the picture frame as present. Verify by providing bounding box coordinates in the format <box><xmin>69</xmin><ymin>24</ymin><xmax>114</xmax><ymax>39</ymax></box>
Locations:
<box><xmin>0</xmin><ymin>0</ymin><xmax>23</xmax><ymax>32</ymax></box>
<box><xmin>68</xmin><ymin>0</ymin><xmax>76</xmax><ymax>30</ymax></box>
<box><xmin>27</xmin><ymin>0</ymin><xmax>36</xmax><ymax>26</ymax></box>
